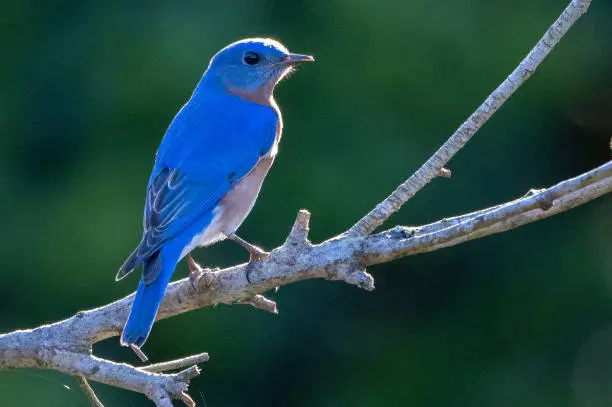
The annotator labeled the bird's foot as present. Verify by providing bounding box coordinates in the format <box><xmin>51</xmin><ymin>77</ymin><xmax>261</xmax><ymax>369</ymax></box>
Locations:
<box><xmin>244</xmin><ymin>248</ymin><xmax>270</xmax><ymax>285</ymax></box>
<box><xmin>247</xmin><ymin>245</ymin><xmax>270</xmax><ymax>263</ymax></box>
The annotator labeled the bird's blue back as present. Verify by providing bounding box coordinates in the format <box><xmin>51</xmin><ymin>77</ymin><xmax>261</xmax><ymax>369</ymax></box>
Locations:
<box><xmin>153</xmin><ymin>85</ymin><xmax>278</xmax><ymax>185</ymax></box>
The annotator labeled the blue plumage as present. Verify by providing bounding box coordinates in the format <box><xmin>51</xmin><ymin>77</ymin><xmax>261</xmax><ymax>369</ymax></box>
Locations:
<box><xmin>117</xmin><ymin>38</ymin><xmax>313</xmax><ymax>348</ymax></box>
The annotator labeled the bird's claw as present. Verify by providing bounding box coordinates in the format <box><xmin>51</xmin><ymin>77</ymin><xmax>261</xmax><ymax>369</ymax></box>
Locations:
<box><xmin>248</xmin><ymin>247</ymin><xmax>270</xmax><ymax>263</ymax></box>
<box><xmin>245</xmin><ymin>250</ymin><xmax>270</xmax><ymax>284</ymax></box>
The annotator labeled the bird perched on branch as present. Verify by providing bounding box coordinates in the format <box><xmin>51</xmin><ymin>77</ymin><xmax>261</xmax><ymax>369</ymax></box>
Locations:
<box><xmin>116</xmin><ymin>38</ymin><xmax>314</xmax><ymax>351</ymax></box>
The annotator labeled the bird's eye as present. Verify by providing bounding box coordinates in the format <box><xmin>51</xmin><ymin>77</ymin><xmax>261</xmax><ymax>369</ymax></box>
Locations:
<box><xmin>243</xmin><ymin>51</ymin><xmax>260</xmax><ymax>65</ymax></box>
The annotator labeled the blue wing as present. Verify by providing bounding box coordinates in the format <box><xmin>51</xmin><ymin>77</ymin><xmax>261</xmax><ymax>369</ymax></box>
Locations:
<box><xmin>117</xmin><ymin>93</ymin><xmax>278</xmax><ymax>282</ymax></box>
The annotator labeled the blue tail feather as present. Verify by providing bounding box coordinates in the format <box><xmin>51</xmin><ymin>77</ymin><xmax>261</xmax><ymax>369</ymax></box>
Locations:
<box><xmin>121</xmin><ymin>250</ymin><xmax>177</xmax><ymax>347</ymax></box>
<box><xmin>119</xmin><ymin>210</ymin><xmax>214</xmax><ymax>348</ymax></box>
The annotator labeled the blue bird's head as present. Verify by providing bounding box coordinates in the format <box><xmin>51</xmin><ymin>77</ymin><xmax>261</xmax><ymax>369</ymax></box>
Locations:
<box><xmin>204</xmin><ymin>38</ymin><xmax>314</xmax><ymax>104</ymax></box>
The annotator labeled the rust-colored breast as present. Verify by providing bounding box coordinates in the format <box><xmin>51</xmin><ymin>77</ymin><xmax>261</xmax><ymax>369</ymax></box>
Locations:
<box><xmin>216</xmin><ymin>155</ymin><xmax>275</xmax><ymax>236</ymax></box>
<box><xmin>213</xmin><ymin>87</ymin><xmax>283</xmax><ymax>235</ymax></box>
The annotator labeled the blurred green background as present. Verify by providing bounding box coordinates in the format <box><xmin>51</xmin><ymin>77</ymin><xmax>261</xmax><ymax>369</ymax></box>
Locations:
<box><xmin>1</xmin><ymin>0</ymin><xmax>611</xmax><ymax>406</ymax></box>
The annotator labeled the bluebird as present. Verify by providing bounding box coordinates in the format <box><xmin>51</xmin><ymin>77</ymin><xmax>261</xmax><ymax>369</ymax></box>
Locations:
<box><xmin>116</xmin><ymin>38</ymin><xmax>314</xmax><ymax>350</ymax></box>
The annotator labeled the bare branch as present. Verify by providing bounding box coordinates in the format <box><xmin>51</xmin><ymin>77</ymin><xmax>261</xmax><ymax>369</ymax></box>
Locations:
<box><xmin>0</xmin><ymin>160</ymin><xmax>607</xmax><ymax>404</ymax></box>
<box><xmin>412</xmin><ymin>161</ymin><xmax>610</xmax><ymax>242</ymax></box>
<box><xmin>348</xmin><ymin>0</ymin><xmax>593</xmax><ymax>236</ymax></box>
<box><xmin>77</xmin><ymin>377</ymin><xmax>105</xmax><ymax>407</ymax></box>
<box><xmin>74</xmin><ymin>352</ymin><xmax>200</xmax><ymax>406</ymax></box>
<box><xmin>370</xmin><ymin>160</ymin><xmax>612</xmax><ymax>261</ymax></box>
<box><xmin>2</xmin><ymin>159</ymin><xmax>608</xmax><ymax>354</ymax></box>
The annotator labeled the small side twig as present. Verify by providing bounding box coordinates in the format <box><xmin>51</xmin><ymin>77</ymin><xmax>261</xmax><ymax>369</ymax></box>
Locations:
<box><xmin>143</xmin><ymin>353</ymin><xmax>210</xmax><ymax>373</ymax></box>
<box><xmin>78</xmin><ymin>376</ymin><xmax>105</xmax><ymax>407</ymax></box>
<box><xmin>237</xmin><ymin>295</ymin><xmax>278</xmax><ymax>314</ymax></box>
<box><xmin>438</xmin><ymin>167</ymin><xmax>452</xmax><ymax>178</ymax></box>
<box><xmin>284</xmin><ymin>209</ymin><xmax>311</xmax><ymax>246</ymax></box>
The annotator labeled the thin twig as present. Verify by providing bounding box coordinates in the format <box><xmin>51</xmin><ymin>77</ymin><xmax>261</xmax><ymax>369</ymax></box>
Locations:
<box><xmin>143</xmin><ymin>353</ymin><xmax>210</xmax><ymax>373</ymax></box>
<box><xmin>77</xmin><ymin>377</ymin><xmax>105</xmax><ymax>407</ymax></box>
<box><xmin>348</xmin><ymin>0</ymin><xmax>593</xmax><ymax>236</ymax></box>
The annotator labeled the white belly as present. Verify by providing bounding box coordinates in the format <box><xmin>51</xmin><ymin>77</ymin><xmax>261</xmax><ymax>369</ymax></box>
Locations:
<box><xmin>179</xmin><ymin>154</ymin><xmax>275</xmax><ymax>259</ymax></box>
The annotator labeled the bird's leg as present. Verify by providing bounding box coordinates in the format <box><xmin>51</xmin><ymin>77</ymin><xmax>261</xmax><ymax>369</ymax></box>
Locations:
<box><xmin>129</xmin><ymin>344</ymin><xmax>149</xmax><ymax>363</ymax></box>
<box><xmin>227</xmin><ymin>233</ymin><xmax>269</xmax><ymax>262</ymax></box>
<box><xmin>186</xmin><ymin>253</ymin><xmax>204</xmax><ymax>290</ymax></box>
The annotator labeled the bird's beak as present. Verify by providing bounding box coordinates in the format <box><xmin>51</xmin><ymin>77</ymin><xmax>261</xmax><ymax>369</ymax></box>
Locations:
<box><xmin>284</xmin><ymin>53</ymin><xmax>315</xmax><ymax>64</ymax></box>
